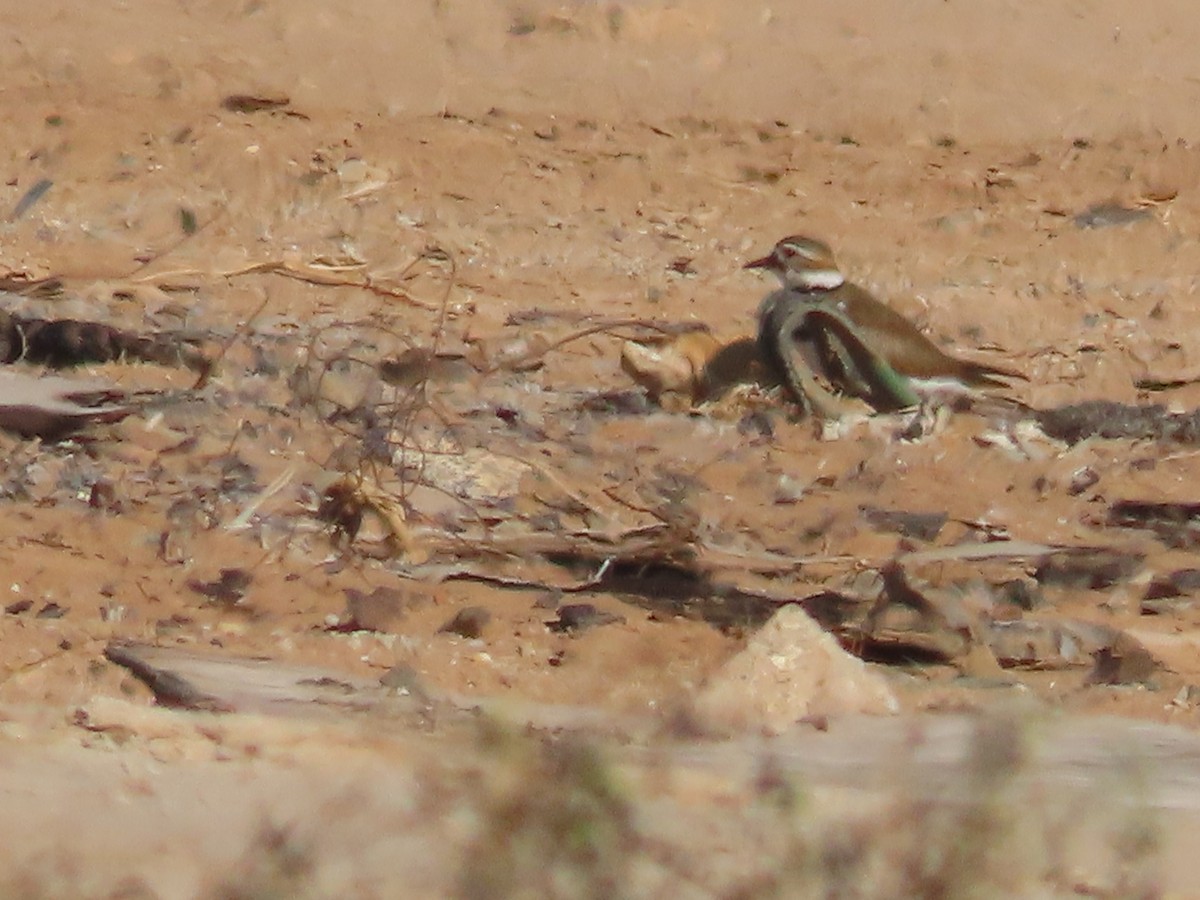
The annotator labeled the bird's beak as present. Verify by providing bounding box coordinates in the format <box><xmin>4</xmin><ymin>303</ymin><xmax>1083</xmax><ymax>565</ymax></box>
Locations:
<box><xmin>743</xmin><ymin>255</ymin><xmax>772</xmax><ymax>270</ymax></box>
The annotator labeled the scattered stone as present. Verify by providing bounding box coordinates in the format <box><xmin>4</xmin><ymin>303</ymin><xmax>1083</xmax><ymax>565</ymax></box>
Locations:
<box><xmin>1145</xmin><ymin>568</ymin><xmax>1200</xmax><ymax>601</ymax></box>
<box><xmin>10</xmin><ymin>178</ymin><xmax>52</xmax><ymax>220</ymax></box>
<box><xmin>338</xmin><ymin>586</ymin><xmax>412</xmax><ymax>633</ymax></box>
<box><xmin>36</xmin><ymin>602</ymin><xmax>66</xmax><ymax>619</ymax></box>
<box><xmin>1123</xmin><ymin>629</ymin><xmax>1200</xmax><ymax>677</ymax></box>
<box><xmin>666</xmin><ymin>257</ymin><xmax>697</xmax><ymax>277</ymax></box>
<box><xmin>1067</xmin><ymin>467</ymin><xmax>1100</xmax><ymax>496</ymax></box>
<box><xmin>693</xmin><ymin>604</ymin><xmax>897</xmax><ymax>735</ymax></box>
<box><xmin>1089</xmin><ymin>634</ymin><xmax>1159</xmax><ymax>686</ymax></box>
<box><xmin>1172</xmin><ymin>685</ymin><xmax>1200</xmax><ymax>708</ymax></box>
<box><xmin>471</xmin><ymin>332</ymin><xmax>551</xmax><ymax>373</ymax></box>
<box><xmin>1073</xmin><ymin>201</ymin><xmax>1153</xmax><ymax>229</ymax></box>
<box><xmin>378</xmin><ymin>664</ymin><xmax>433</xmax><ymax>704</ymax></box>
<box><xmin>217</xmin><ymin>455</ymin><xmax>260</xmax><ymax>496</ymax></box>
<box><xmin>1034</xmin><ymin>548</ymin><xmax>1143</xmax><ymax>589</ymax></box>
<box><xmin>438</xmin><ymin>606</ymin><xmax>492</xmax><ymax>639</ymax></box>
<box><xmin>994</xmin><ymin>577</ymin><xmax>1044</xmax><ymax>611</ymax></box>
<box><xmin>1109</xmin><ymin>501</ymin><xmax>1200</xmax><ymax>548</ymax></box>
<box><xmin>1036</xmin><ymin>401</ymin><xmax>1200</xmax><ymax>445</ymax></box>
<box><xmin>377</xmin><ymin>348</ymin><xmax>474</xmax><ymax>388</ymax></box>
<box><xmin>220</xmin><ymin>93</ymin><xmax>292</xmax><ymax>114</ymax></box>
<box><xmin>533</xmin><ymin>590</ymin><xmax>562</xmax><ymax>610</ymax></box>
<box><xmin>1142</xmin><ymin>595</ymin><xmax>1198</xmax><ymax>616</ymax></box>
<box><xmin>1035</xmin><ymin>402</ymin><xmax>1163</xmax><ymax>443</ymax></box>
<box><xmin>547</xmin><ymin>603</ymin><xmax>625</xmax><ymax>633</ymax></box>
<box><xmin>1143</xmin><ymin>569</ymin><xmax>1200</xmax><ymax>614</ymax></box>
<box><xmin>4</xmin><ymin>599</ymin><xmax>32</xmax><ymax>615</ymax></box>
<box><xmin>508</xmin><ymin>15</ymin><xmax>537</xmax><ymax>36</ymax></box>
<box><xmin>88</xmin><ymin>480</ymin><xmax>122</xmax><ymax>513</ymax></box>
<box><xmin>187</xmin><ymin>568</ymin><xmax>253</xmax><ymax>606</ymax></box>
<box><xmin>860</xmin><ymin>563</ymin><xmax>979</xmax><ymax>665</ymax></box>
<box><xmin>798</xmin><ymin>589</ymin><xmax>871</xmax><ymax>633</ymax></box>
<box><xmin>576</xmin><ymin>390</ymin><xmax>655</xmax><ymax>416</ymax></box>
<box><xmin>859</xmin><ymin>506</ymin><xmax>947</xmax><ymax>541</ymax></box>
<box><xmin>983</xmin><ymin>619</ymin><xmax>1119</xmax><ymax>669</ymax></box>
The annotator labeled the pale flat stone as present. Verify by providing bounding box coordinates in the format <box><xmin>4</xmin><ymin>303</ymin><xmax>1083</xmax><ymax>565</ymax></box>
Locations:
<box><xmin>693</xmin><ymin>604</ymin><xmax>898</xmax><ymax>735</ymax></box>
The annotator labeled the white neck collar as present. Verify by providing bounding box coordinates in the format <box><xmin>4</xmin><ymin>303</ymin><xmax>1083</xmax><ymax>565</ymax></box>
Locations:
<box><xmin>788</xmin><ymin>268</ymin><xmax>845</xmax><ymax>291</ymax></box>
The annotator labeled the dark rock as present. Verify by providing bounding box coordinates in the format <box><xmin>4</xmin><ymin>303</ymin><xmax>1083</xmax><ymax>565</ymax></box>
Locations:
<box><xmin>339</xmin><ymin>586</ymin><xmax>411</xmax><ymax>633</ymax></box>
<box><xmin>1073</xmin><ymin>202</ymin><xmax>1153</xmax><ymax>229</ymax></box>
<box><xmin>377</xmin><ymin>348</ymin><xmax>473</xmax><ymax>388</ymax></box>
<box><xmin>547</xmin><ymin>603</ymin><xmax>625</xmax><ymax>633</ymax></box>
<box><xmin>1109</xmin><ymin>501</ymin><xmax>1200</xmax><ymax>548</ymax></box>
<box><xmin>88</xmin><ymin>480</ymin><xmax>122</xmax><ymax>512</ymax></box>
<box><xmin>1089</xmin><ymin>635</ymin><xmax>1159</xmax><ymax>686</ymax></box>
<box><xmin>576</xmin><ymin>390</ymin><xmax>655</xmax><ymax>416</ymax></box>
<box><xmin>1141</xmin><ymin>596</ymin><xmax>1198</xmax><ymax>616</ymax></box>
<box><xmin>533</xmin><ymin>590</ymin><xmax>562</xmax><ymax>610</ymax></box>
<box><xmin>221</xmin><ymin>94</ymin><xmax>292</xmax><ymax>114</ymax></box>
<box><xmin>859</xmin><ymin>506</ymin><xmax>947</xmax><ymax>541</ymax></box>
<box><xmin>798</xmin><ymin>590</ymin><xmax>869</xmax><ymax>632</ymax></box>
<box><xmin>187</xmin><ymin>568</ymin><xmax>253</xmax><ymax>605</ymax></box>
<box><xmin>1036</xmin><ymin>401</ymin><xmax>1171</xmax><ymax>444</ymax></box>
<box><xmin>1034</xmin><ymin>549</ymin><xmax>1143</xmax><ymax>589</ymax></box>
<box><xmin>1067</xmin><ymin>467</ymin><xmax>1100</xmax><ymax>496</ymax></box>
<box><xmin>858</xmin><ymin>563</ymin><xmax>978</xmax><ymax>665</ymax></box>
<box><xmin>983</xmin><ymin>619</ymin><xmax>1118</xmax><ymax>669</ymax></box>
<box><xmin>1142</xmin><ymin>568</ymin><xmax>1200</xmax><ymax>613</ymax></box>
<box><xmin>994</xmin><ymin>577</ymin><xmax>1044</xmax><ymax>611</ymax></box>
<box><xmin>438</xmin><ymin>606</ymin><xmax>492</xmax><ymax>639</ymax></box>
<box><xmin>1038</xmin><ymin>401</ymin><xmax>1200</xmax><ymax>445</ymax></box>
<box><xmin>379</xmin><ymin>664</ymin><xmax>433</xmax><ymax>704</ymax></box>
<box><xmin>739</xmin><ymin>410</ymin><xmax>775</xmax><ymax>442</ymax></box>
<box><xmin>1145</xmin><ymin>568</ymin><xmax>1200</xmax><ymax>600</ymax></box>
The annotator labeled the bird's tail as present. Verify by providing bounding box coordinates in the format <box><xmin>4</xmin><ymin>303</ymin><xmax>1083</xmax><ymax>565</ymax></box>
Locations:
<box><xmin>965</xmin><ymin>359</ymin><xmax>1026</xmax><ymax>387</ymax></box>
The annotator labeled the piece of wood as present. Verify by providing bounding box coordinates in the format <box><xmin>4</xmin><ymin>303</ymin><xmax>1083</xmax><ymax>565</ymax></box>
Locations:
<box><xmin>0</xmin><ymin>371</ymin><xmax>130</xmax><ymax>439</ymax></box>
<box><xmin>104</xmin><ymin>641</ymin><xmax>423</xmax><ymax>717</ymax></box>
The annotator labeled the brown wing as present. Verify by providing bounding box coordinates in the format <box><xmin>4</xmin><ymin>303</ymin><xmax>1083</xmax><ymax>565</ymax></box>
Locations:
<box><xmin>834</xmin><ymin>284</ymin><xmax>1023</xmax><ymax>385</ymax></box>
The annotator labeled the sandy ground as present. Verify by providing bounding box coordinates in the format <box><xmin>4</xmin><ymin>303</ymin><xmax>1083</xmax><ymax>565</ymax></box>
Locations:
<box><xmin>5</xmin><ymin>0</ymin><xmax>1200</xmax><ymax>895</ymax></box>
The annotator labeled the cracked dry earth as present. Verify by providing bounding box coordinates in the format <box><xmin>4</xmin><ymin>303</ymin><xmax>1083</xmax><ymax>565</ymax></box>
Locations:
<box><xmin>9</xmin><ymin>0</ymin><xmax>1200</xmax><ymax>896</ymax></box>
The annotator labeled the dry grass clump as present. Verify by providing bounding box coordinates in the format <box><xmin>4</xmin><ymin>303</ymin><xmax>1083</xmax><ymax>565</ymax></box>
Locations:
<box><xmin>454</xmin><ymin>714</ymin><xmax>1163</xmax><ymax>900</ymax></box>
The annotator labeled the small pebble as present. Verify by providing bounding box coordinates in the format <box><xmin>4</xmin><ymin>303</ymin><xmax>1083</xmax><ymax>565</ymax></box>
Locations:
<box><xmin>547</xmin><ymin>603</ymin><xmax>624</xmax><ymax>633</ymax></box>
<box><xmin>439</xmin><ymin>606</ymin><xmax>491</xmax><ymax>639</ymax></box>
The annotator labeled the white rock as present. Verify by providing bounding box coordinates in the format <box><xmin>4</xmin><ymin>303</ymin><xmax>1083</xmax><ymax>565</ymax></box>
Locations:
<box><xmin>693</xmin><ymin>604</ymin><xmax>898</xmax><ymax>735</ymax></box>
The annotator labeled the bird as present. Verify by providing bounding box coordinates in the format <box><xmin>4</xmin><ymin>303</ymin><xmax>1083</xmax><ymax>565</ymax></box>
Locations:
<box><xmin>744</xmin><ymin>235</ymin><xmax>1023</xmax><ymax>410</ymax></box>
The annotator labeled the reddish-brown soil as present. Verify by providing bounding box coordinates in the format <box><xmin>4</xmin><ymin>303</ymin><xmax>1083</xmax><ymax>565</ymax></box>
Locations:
<box><xmin>5</xmin><ymin>1</ymin><xmax>1200</xmax><ymax>895</ymax></box>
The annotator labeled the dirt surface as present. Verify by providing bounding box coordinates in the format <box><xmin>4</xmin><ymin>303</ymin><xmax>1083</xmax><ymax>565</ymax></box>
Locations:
<box><xmin>6</xmin><ymin>0</ymin><xmax>1200</xmax><ymax>895</ymax></box>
